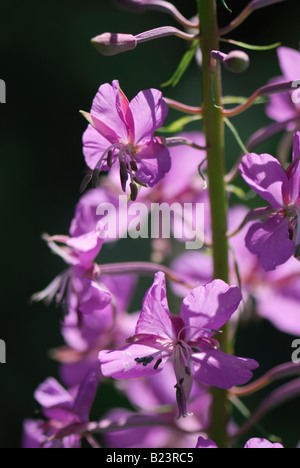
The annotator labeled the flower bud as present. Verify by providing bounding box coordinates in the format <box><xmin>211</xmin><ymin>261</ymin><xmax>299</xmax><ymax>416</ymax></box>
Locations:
<box><xmin>91</xmin><ymin>33</ymin><xmax>137</xmax><ymax>56</ymax></box>
<box><xmin>223</xmin><ymin>50</ymin><xmax>250</xmax><ymax>74</ymax></box>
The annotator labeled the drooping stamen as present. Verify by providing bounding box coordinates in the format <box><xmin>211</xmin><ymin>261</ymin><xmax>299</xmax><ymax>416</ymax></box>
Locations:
<box><xmin>135</xmin><ymin>356</ymin><xmax>155</xmax><ymax>367</ymax></box>
<box><xmin>130</xmin><ymin>182</ymin><xmax>138</xmax><ymax>202</ymax></box>
<box><xmin>119</xmin><ymin>152</ymin><xmax>129</xmax><ymax>192</ymax></box>
<box><xmin>80</xmin><ymin>170</ymin><xmax>93</xmax><ymax>194</ymax></box>
<box><xmin>92</xmin><ymin>143</ymin><xmax>121</xmax><ymax>188</ymax></box>
<box><xmin>153</xmin><ymin>358</ymin><xmax>163</xmax><ymax>370</ymax></box>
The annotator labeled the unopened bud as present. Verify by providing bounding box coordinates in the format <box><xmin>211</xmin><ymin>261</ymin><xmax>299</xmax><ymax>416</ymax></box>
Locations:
<box><xmin>91</xmin><ymin>33</ymin><xmax>137</xmax><ymax>56</ymax></box>
<box><xmin>223</xmin><ymin>50</ymin><xmax>250</xmax><ymax>74</ymax></box>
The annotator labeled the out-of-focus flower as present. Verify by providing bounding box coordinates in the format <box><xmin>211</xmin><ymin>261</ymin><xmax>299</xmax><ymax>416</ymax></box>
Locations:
<box><xmin>81</xmin><ymin>80</ymin><xmax>170</xmax><ymax>199</ymax></box>
<box><xmin>266</xmin><ymin>47</ymin><xmax>300</xmax><ymax>129</ymax></box>
<box><xmin>54</xmin><ymin>278</ymin><xmax>137</xmax><ymax>388</ymax></box>
<box><xmin>31</xmin><ymin>231</ymin><xmax>112</xmax><ymax>324</ymax></box>
<box><xmin>23</xmin><ymin>372</ymin><xmax>98</xmax><ymax>448</ymax></box>
<box><xmin>171</xmin><ymin>205</ymin><xmax>300</xmax><ymax>336</ymax></box>
<box><xmin>196</xmin><ymin>436</ymin><xmax>284</xmax><ymax>448</ymax></box>
<box><xmin>99</xmin><ymin>272</ymin><xmax>258</xmax><ymax>419</ymax></box>
<box><xmin>239</xmin><ymin>132</ymin><xmax>300</xmax><ymax>271</ymax></box>
<box><xmin>104</xmin><ymin>363</ymin><xmax>211</xmax><ymax>448</ymax></box>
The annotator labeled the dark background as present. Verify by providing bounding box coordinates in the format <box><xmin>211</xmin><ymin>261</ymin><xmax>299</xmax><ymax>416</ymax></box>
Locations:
<box><xmin>0</xmin><ymin>0</ymin><xmax>300</xmax><ymax>448</ymax></box>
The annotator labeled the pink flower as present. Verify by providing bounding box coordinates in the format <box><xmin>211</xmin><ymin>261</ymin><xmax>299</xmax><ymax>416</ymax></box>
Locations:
<box><xmin>23</xmin><ymin>372</ymin><xmax>98</xmax><ymax>448</ymax></box>
<box><xmin>171</xmin><ymin>205</ymin><xmax>300</xmax><ymax>336</ymax></box>
<box><xmin>31</xmin><ymin>231</ymin><xmax>112</xmax><ymax>323</ymax></box>
<box><xmin>57</xmin><ymin>286</ymin><xmax>138</xmax><ymax>388</ymax></box>
<box><xmin>239</xmin><ymin>132</ymin><xmax>300</xmax><ymax>271</ymax></box>
<box><xmin>266</xmin><ymin>47</ymin><xmax>300</xmax><ymax>129</ymax></box>
<box><xmin>82</xmin><ymin>80</ymin><xmax>171</xmax><ymax>199</ymax></box>
<box><xmin>99</xmin><ymin>272</ymin><xmax>259</xmax><ymax>418</ymax></box>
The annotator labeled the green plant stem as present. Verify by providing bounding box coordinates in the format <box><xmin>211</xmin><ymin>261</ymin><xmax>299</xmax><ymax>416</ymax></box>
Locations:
<box><xmin>197</xmin><ymin>0</ymin><xmax>230</xmax><ymax>448</ymax></box>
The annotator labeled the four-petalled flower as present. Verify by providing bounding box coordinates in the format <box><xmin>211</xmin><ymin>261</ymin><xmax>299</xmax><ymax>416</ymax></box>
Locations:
<box><xmin>99</xmin><ymin>272</ymin><xmax>259</xmax><ymax>418</ymax></box>
<box><xmin>240</xmin><ymin>131</ymin><xmax>300</xmax><ymax>271</ymax></box>
<box><xmin>81</xmin><ymin>80</ymin><xmax>171</xmax><ymax>200</ymax></box>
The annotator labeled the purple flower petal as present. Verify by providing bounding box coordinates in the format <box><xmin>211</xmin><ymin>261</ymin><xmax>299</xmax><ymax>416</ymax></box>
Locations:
<box><xmin>244</xmin><ymin>438</ymin><xmax>284</xmax><ymax>449</ymax></box>
<box><xmin>193</xmin><ymin>349</ymin><xmax>259</xmax><ymax>389</ymax></box>
<box><xmin>135</xmin><ymin>139</ymin><xmax>171</xmax><ymax>187</ymax></box>
<box><xmin>34</xmin><ymin>378</ymin><xmax>74</xmax><ymax>410</ymax></box>
<box><xmin>277</xmin><ymin>46</ymin><xmax>300</xmax><ymax>83</ymax></box>
<box><xmin>240</xmin><ymin>153</ymin><xmax>289</xmax><ymax>209</ymax></box>
<box><xmin>129</xmin><ymin>89</ymin><xmax>168</xmax><ymax>143</ymax></box>
<box><xmin>135</xmin><ymin>272</ymin><xmax>174</xmax><ymax>340</ymax></box>
<box><xmin>266</xmin><ymin>77</ymin><xmax>297</xmax><ymax>125</ymax></box>
<box><xmin>171</xmin><ymin>251</ymin><xmax>213</xmax><ymax>297</ymax></box>
<box><xmin>256</xmin><ymin>286</ymin><xmax>300</xmax><ymax>336</ymax></box>
<box><xmin>72</xmin><ymin>277</ymin><xmax>112</xmax><ymax>315</ymax></box>
<box><xmin>99</xmin><ymin>344</ymin><xmax>168</xmax><ymax>379</ymax></box>
<box><xmin>180</xmin><ymin>280</ymin><xmax>242</xmax><ymax>341</ymax></box>
<box><xmin>159</xmin><ymin>132</ymin><xmax>206</xmax><ymax>200</ymax></box>
<box><xmin>245</xmin><ymin>215</ymin><xmax>295</xmax><ymax>271</ymax></box>
<box><xmin>196</xmin><ymin>437</ymin><xmax>218</xmax><ymax>449</ymax></box>
<box><xmin>82</xmin><ymin>124</ymin><xmax>113</xmax><ymax>170</ymax></box>
<box><xmin>90</xmin><ymin>80</ymin><xmax>129</xmax><ymax>143</ymax></box>
<box><xmin>72</xmin><ymin>371</ymin><xmax>99</xmax><ymax>422</ymax></box>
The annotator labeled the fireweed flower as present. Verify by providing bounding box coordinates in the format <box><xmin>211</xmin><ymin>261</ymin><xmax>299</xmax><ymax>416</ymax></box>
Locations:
<box><xmin>81</xmin><ymin>80</ymin><xmax>171</xmax><ymax>200</ymax></box>
<box><xmin>31</xmin><ymin>231</ymin><xmax>112</xmax><ymax>323</ymax></box>
<box><xmin>239</xmin><ymin>131</ymin><xmax>300</xmax><ymax>271</ymax></box>
<box><xmin>99</xmin><ymin>272</ymin><xmax>259</xmax><ymax>418</ymax></box>
<box><xmin>196</xmin><ymin>436</ymin><xmax>284</xmax><ymax>449</ymax></box>
<box><xmin>54</xmin><ymin>279</ymin><xmax>137</xmax><ymax>387</ymax></box>
<box><xmin>171</xmin><ymin>205</ymin><xmax>300</xmax><ymax>336</ymax></box>
<box><xmin>23</xmin><ymin>372</ymin><xmax>98</xmax><ymax>448</ymax></box>
<box><xmin>266</xmin><ymin>47</ymin><xmax>300</xmax><ymax>129</ymax></box>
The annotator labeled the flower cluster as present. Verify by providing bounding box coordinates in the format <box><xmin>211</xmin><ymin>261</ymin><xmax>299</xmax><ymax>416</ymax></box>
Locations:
<box><xmin>25</xmin><ymin>0</ymin><xmax>300</xmax><ymax>450</ymax></box>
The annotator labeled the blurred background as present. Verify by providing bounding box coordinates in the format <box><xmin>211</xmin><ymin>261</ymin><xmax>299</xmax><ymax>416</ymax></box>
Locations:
<box><xmin>0</xmin><ymin>0</ymin><xmax>300</xmax><ymax>448</ymax></box>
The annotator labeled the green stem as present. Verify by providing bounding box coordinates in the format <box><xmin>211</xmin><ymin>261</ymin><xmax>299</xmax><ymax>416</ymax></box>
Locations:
<box><xmin>197</xmin><ymin>0</ymin><xmax>230</xmax><ymax>448</ymax></box>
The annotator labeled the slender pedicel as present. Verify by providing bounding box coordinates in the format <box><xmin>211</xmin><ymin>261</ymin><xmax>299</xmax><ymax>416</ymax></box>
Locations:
<box><xmin>223</xmin><ymin>81</ymin><xmax>297</xmax><ymax>118</ymax></box>
<box><xmin>115</xmin><ymin>0</ymin><xmax>199</xmax><ymax>29</ymax></box>
<box><xmin>220</xmin><ymin>0</ymin><xmax>288</xmax><ymax>36</ymax></box>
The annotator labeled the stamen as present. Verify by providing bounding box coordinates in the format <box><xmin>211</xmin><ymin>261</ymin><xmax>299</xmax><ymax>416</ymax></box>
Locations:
<box><xmin>92</xmin><ymin>143</ymin><xmax>121</xmax><ymax>188</ymax></box>
<box><xmin>135</xmin><ymin>356</ymin><xmax>154</xmax><ymax>367</ymax></box>
<box><xmin>130</xmin><ymin>182</ymin><xmax>138</xmax><ymax>202</ymax></box>
<box><xmin>153</xmin><ymin>358</ymin><xmax>162</xmax><ymax>370</ymax></box>
<box><xmin>119</xmin><ymin>158</ymin><xmax>129</xmax><ymax>192</ymax></box>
